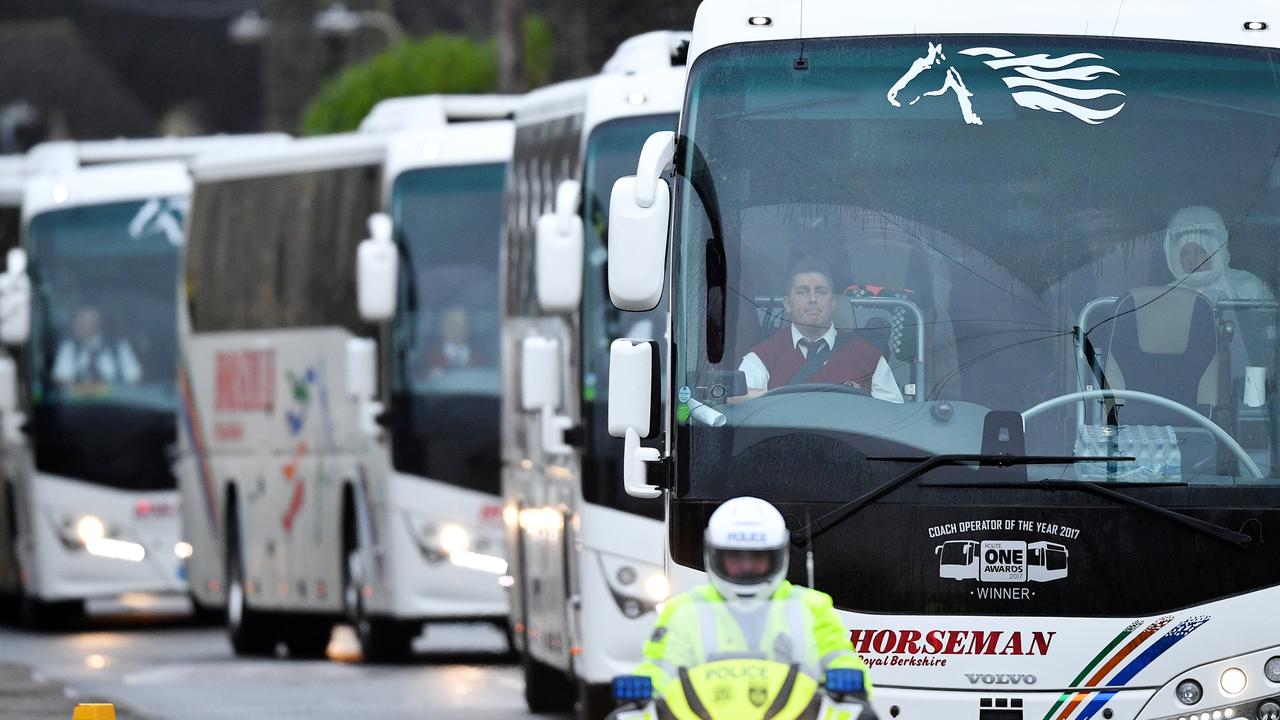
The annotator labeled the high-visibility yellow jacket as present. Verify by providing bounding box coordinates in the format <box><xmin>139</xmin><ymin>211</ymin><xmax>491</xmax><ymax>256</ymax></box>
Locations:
<box><xmin>635</xmin><ymin>581</ymin><xmax>872</xmax><ymax>694</ymax></box>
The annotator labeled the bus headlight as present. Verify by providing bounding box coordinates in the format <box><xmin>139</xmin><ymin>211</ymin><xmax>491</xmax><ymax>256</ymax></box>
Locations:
<box><xmin>1265</xmin><ymin>656</ymin><xmax>1280</xmax><ymax>683</ymax></box>
<box><xmin>438</xmin><ymin>524</ymin><xmax>471</xmax><ymax>555</ymax></box>
<box><xmin>1178</xmin><ymin>679</ymin><xmax>1204</xmax><ymax>705</ymax></box>
<box><xmin>56</xmin><ymin>514</ymin><xmax>145</xmax><ymax>562</ymax></box>
<box><xmin>57</xmin><ymin>513</ymin><xmax>108</xmax><ymax>549</ymax></box>
<box><xmin>1221</xmin><ymin>667</ymin><xmax>1249</xmax><ymax>696</ymax></box>
<box><xmin>599</xmin><ymin>555</ymin><xmax>665</xmax><ymax>619</ymax></box>
<box><xmin>644</xmin><ymin>574</ymin><xmax>670</xmax><ymax>603</ymax></box>
<box><xmin>76</xmin><ymin>515</ymin><xmax>106</xmax><ymax>544</ymax></box>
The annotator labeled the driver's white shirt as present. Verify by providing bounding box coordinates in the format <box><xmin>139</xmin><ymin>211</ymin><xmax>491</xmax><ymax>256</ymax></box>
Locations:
<box><xmin>52</xmin><ymin>336</ymin><xmax>142</xmax><ymax>385</ymax></box>
<box><xmin>739</xmin><ymin>323</ymin><xmax>904</xmax><ymax>403</ymax></box>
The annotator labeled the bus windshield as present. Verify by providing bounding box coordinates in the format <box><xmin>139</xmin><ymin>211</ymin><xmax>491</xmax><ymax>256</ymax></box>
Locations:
<box><xmin>27</xmin><ymin>198</ymin><xmax>184</xmax><ymax>490</ymax></box>
<box><xmin>389</xmin><ymin>162</ymin><xmax>506</xmax><ymax>495</ymax></box>
<box><xmin>582</xmin><ymin>114</ymin><xmax>676</xmax><ymax>518</ymax></box>
<box><xmin>674</xmin><ymin>36</ymin><xmax>1280</xmax><ymax>500</ymax></box>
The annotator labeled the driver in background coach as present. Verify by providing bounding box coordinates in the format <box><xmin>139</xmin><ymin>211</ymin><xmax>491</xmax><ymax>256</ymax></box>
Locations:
<box><xmin>633</xmin><ymin>497</ymin><xmax>874</xmax><ymax>693</ymax></box>
<box><xmin>737</xmin><ymin>257</ymin><xmax>903</xmax><ymax>402</ymax></box>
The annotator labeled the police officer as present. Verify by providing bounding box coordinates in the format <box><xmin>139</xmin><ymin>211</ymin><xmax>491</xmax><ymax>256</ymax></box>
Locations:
<box><xmin>635</xmin><ymin>496</ymin><xmax>872</xmax><ymax>694</ymax></box>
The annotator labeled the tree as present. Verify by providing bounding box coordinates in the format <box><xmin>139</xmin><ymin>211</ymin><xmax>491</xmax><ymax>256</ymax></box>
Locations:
<box><xmin>301</xmin><ymin>15</ymin><xmax>552</xmax><ymax>135</ymax></box>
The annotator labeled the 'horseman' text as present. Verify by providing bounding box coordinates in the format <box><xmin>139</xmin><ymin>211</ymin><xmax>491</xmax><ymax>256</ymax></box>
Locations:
<box><xmin>849</xmin><ymin>629</ymin><xmax>1056</xmax><ymax>657</ymax></box>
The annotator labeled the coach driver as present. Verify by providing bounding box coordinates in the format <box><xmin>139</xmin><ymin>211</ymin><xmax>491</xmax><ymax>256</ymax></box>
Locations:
<box><xmin>738</xmin><ymin>258</ymin><xmax>904</xmax><ymax>403</ymax></box>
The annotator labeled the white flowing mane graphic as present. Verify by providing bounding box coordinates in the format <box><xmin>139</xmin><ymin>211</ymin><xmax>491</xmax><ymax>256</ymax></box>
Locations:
<box><xmin>886</xmin><ymin>43</ymin><xmax>1126</xmax><ymax>125</ymax></box>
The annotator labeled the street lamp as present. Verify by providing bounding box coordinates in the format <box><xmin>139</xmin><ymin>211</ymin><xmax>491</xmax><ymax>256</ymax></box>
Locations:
<box><xmin>227</xmin><ymin>9</ymin><xmax>271</xmax><ymax>45</ymax></box>
<box><xmin>313</xmin><ymin>3</ymin><xmax>405</xmax><ymax>46</ymax></box>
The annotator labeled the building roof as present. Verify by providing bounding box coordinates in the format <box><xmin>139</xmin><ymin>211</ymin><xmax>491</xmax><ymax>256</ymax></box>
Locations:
<box><xmin>0</xmin><ymin>19</ymin><xmax>154</xmax><ymax>141</ymax></box>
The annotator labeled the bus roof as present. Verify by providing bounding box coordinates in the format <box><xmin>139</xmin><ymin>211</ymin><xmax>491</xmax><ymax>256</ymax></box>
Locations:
<box><xmin>25</xmin><ymin>134</ymin><xmax>290</xmax><ymax>176</ymax></box>
<box><xmin>515</xmin><ymin>28</ymin><xmax>689</xmax><ymax>131</ymax></box>
<box><xmin>189</xmin><ymin>132</ymin><xmax>386</xmax><ymax>183</ymax></box>
<box><xmin>688</xmin><ymin>0</ymin><xmax>1279</xmax><ymax>65</ymax></box>
<box><xmin>23</xmin><ymin>160</ymin><xmax>191</xmax><ymax>221</ymax></box>
<box><xmin>602</xmin><ymin>30</ymin><xmax>691</xmax><ymax>74</ymax></box>
<box><xmin>383</xmin><ymin>120</ymin><xmax>514</xmax><ymax>199</ymax></box>
<box><xmin>358</xmin><ymin>94</ymin><xmax>520</xmax><ymax>134</ymax></box>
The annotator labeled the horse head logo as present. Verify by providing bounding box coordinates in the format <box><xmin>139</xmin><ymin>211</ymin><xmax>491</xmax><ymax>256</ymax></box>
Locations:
<box><xmin>887</xmin><ymin>42</ymin><xmax>983</xmax><ymax>125</ymax></box>
<box><xmin>887</xmin><ymin>43</ymin><xmax>1126</xmax><ymax>126</ymax></box>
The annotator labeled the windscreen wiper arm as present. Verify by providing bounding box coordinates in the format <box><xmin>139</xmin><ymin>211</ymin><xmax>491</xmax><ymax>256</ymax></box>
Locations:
<box><xmin>792</xmin><ymin>454</ymin><xmax>1111</xmax><ymax>546</ymax></box>
<box><xmin>792</xmin><ymin>454</ymin><xmax>1251</xmax><ymax>549</ymax></box>
<box><xmin>925</xmin><ymin>477</ymin><xmax>1253</xmax><ymax>548</ymax></box>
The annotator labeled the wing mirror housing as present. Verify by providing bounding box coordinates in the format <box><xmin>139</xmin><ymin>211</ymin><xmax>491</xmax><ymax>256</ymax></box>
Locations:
<box><xmin>520</xmin><ymin>336</ymin><xmax>573</xmax><ymax>456</ymax></box>
<box><xmin>0</xmin><ymin>248</ymin><xmax>30</xmax><ymax>346</ymax></box>
<box><xmin>357</xmin><ymin>212</ymin><xmax>397</xmax><ymax>322</ymax></box>
<box><xmin>535</xmin><ymin>180</ymin><xmax>583</xmax><ymax>312</ymax></box>
<box><xmin>608</xmin><ymin>131</ymin><xmax>674</xmax><ymax>312</ymax></box>
<box><xmin>608</xmin><ymin>339</ymin><xmax>661</xmax><ymax>499</ymax></box>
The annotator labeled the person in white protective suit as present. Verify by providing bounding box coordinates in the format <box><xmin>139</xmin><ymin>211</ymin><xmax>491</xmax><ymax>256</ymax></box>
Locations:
<box><xmin>1164</xmin><ymin>206</ymin><xmax>1274</xmax><ymax>302</ymax></box>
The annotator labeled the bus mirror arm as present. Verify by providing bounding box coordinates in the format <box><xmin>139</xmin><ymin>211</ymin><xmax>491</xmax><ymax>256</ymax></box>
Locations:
<box><xmin>623</xmin><ymin>427</ymin><xmax>662</xmax><ymax>499</ymax></box>
<box><xmin>0</xmin><ymin>248</ymin><xmax>31</xmax><ymax>346</ymax></box>
<box><xmin>633</xmin><ymin>131</ymin><xmax>675</xmax><ymax>209</ymax></box>
<box><xmin>541</xmin><ymin>405</ymin><xmax>574</xmax><ymax>456</ymax></box>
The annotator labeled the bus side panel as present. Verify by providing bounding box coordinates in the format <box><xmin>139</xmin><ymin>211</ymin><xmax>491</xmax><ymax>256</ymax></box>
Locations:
<box><xmin>184</xmin><ymin>328</ymin><xmax>358</xmax><ymax>614</ymax></box>
<box><xmin>501</xmin><ymin>106</ymin><xmax>585</xmax><ymax>673</ymax></box>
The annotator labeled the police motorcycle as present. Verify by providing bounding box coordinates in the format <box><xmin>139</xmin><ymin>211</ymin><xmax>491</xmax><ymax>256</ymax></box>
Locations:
<box><xmin>607</xmin><ymin>661</ymin><xmax>877</xmax><ymax>720</ymax></box>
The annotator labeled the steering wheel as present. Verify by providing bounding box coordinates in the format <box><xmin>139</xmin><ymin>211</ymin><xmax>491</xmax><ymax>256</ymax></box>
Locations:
<box><xmin>1022</xmin><ymin>389</ymin><xmax>1263</xmax><ymax>479</ymax></box>
<box><xmin>763</xmin><ymin>382</ymin><xmax>869</xmax><ymax>398</ymax></box>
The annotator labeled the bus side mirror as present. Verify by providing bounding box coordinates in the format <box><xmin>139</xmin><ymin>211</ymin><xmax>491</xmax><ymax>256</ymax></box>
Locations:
<box><xmin>608</xmin><ymin>131</ymin><xmax>673</xmax><ymax>312</ymax></box>
<box><xmin>0</xmin><ymin>248</ymin><xmax>30</xmax><ymax>346</ymax></box>
<box><xmin>608</xmin><ymin>339</ymin><xmax>661</xmax><ymax>499</ymax></box>
<box><xmin>520</xmin><ymin>336</ymin><xmax>572</xmax><ymax>455</ymax></box>
<box><xmin>357</xmin><ymin>212</ymin><xmax>397</xmax><ymax>322</ymax></box>
<box><xmin>535</xmin><ymin>180</ymin><xmax>583</xmax><ymax>312</ymax></box>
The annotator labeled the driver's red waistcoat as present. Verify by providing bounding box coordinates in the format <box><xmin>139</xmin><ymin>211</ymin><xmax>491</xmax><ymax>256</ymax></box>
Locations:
<box><xmin>748</xmin><ymin>327</ymin><xmax>885</xmax><ymax>391</ymax></box>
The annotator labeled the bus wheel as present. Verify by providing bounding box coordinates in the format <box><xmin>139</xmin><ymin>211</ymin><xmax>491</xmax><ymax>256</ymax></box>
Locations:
<box><xmin>225</xmin><ymin>515</ymin><xmax>276</xmax><ymax>656</ymax></box>
<box><xmin>282</xmin><ymin>616</ymin><xmax>335</xmax><ymax>659</ymax></box>
<box><xmin>578</xmin><ymin>680</ymin><xmax>614</xmax><ymax>720</ymax></box>
<box><xmin>522</xmin><ymin>650</ymin><xmax>575</xmax><ymax>713</ymax></box>
<box><xmin>344</xmin><ymin>545</ymin><xmax>413</xmax><ymax>663</ymax></box>
<box><xmin>19</xmin><ymin>595</ymin><xmax>83</xmax><ymax>632</ymax></box>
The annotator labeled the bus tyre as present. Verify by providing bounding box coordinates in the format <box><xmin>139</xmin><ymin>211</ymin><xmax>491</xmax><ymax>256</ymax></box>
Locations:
<box><xmin>19</xmin><ymin>595</ymin><xmax>82</xmax><ymax>631</ymax></box>
<box><xmin>188</xmin><ymin>595</ymin><xmax>224</xmax><ymax>626</ymax></box>
<box><xmin>282</xmin><ymin>616</ymin><xmax>335</xmax><ymax>659</ymax></box>
<box><xmin>225</xmin><ymin>519</ymin><xmax>276</xmax><ymax>656</ymax></box>
<box><xmin>344</xmin><ymin>547</ymin><xmax>413</xmax><ymax>663</ymax></box>
<box><xmin>522</xmin><ymin>651</ymin><xmax>575</xmax><ymax>713</ymax></box>
<box><xmin>578</xmin><ymin>679</ymin><xmax>614</xmax><ymax>720</ymax></box>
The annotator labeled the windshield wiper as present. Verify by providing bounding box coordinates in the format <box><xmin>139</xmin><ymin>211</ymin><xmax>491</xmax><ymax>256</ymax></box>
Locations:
<box><xmin>928</xmin><ymin>477</ymin><xmax>1251</xmax><ymax>548</ymax></box>
<box><xmin>790</xmin><ymin>454</ymin><xmax>1253</xmax><ymax>549</ymax></box>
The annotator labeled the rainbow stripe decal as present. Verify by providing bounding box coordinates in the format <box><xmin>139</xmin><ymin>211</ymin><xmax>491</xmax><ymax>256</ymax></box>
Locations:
<box><xmin>1043</xmin><ymin>615</ymin><xmax>1211</xmax><ymax>720</ymax></box>
<box><xmin>177</xmin><ymin>358</ymin><xmax>219</xmax><ymax>538</ymax></box>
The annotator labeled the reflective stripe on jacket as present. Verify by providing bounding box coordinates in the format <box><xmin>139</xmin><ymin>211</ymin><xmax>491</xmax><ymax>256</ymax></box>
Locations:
<box><xmin>635</xmin><ymin>581</ymin><xmax>871</xmax><ymax>694</ymax></box>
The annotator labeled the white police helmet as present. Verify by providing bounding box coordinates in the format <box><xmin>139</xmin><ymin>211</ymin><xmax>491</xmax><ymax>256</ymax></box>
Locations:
<box><xmin>704</xmin><ymin>497</ymin><xmax>789</xmax><ymax>605</ymax></box>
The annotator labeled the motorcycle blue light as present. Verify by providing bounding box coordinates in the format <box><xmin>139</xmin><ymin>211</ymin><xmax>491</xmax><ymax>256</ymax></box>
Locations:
<box><xmin>612</xmin><ymin>675</ymin><xmax>654</xmax><ymax>703</ymax></box>
<box><xmin>826</xmin><ymin>668</ymin><xmax>866</xmax><ymax>695</ymax></box>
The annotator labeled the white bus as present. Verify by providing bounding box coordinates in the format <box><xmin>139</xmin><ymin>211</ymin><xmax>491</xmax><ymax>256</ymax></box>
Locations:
<box><xmin>178</xmin><ymin>97</ymin><xmax>515</xmax><ymax>660</ymax></box>
<box><xmin>605</xmin><ymin>2</ymin><xmax>1280</xmax><ymax>719</ymax></box>
<box><xmin>0</xmin><ymin>135</ymin><xmax>285</xmax><ymax>628</ymax></box>
<box><xmin>501</xmin><ymin>31</ymin><xmax>686</xmax><ymax>718</ymax></box>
